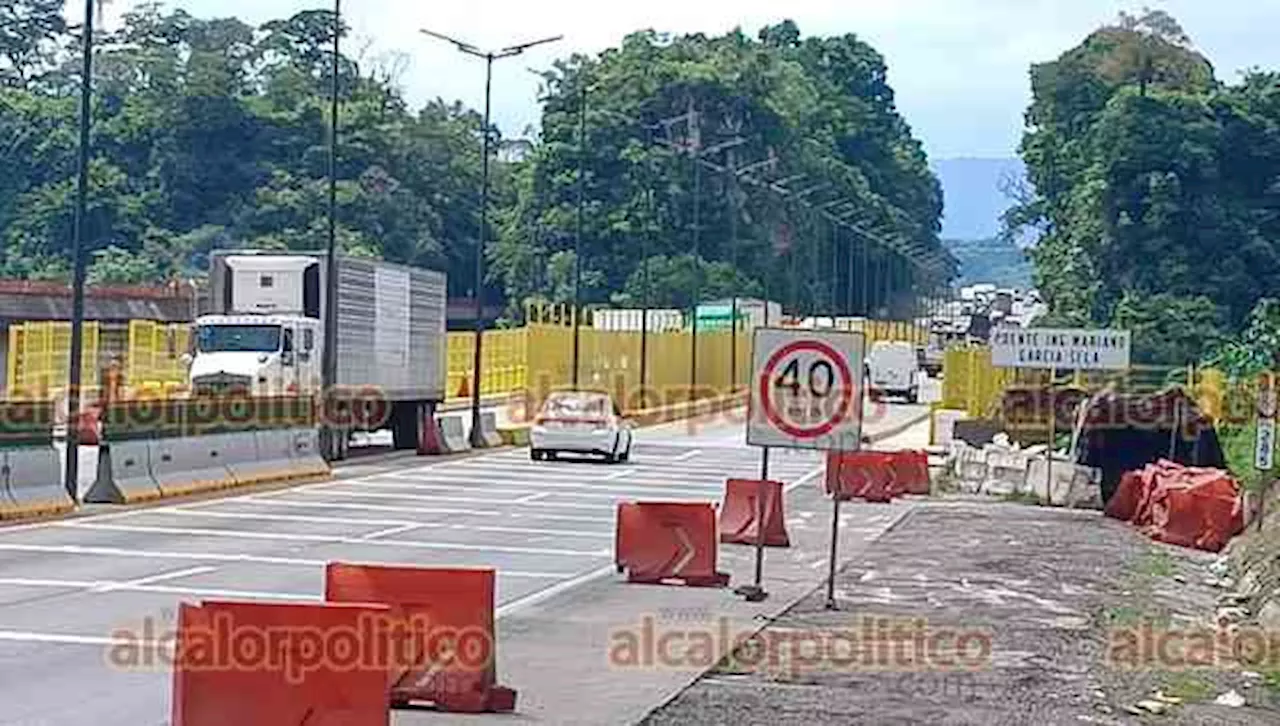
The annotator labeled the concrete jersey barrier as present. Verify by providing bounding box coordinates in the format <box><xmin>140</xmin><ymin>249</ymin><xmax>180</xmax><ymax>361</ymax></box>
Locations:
<box><xmin>0</xmin><ymin>401</ymin><xmax>71</xmax><ymax>520</ymax></box>
<box><xmin>86</xmin><ymin>396</ymin><xmax>330</xmax><ymax>505</ymax></box>
<box><xmin>438</xmin><ymin>415</ymin><xmax>470</xmax><ymax>453</ymax></box>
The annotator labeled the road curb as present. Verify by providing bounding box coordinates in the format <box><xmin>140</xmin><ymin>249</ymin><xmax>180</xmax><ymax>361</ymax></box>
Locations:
<box><xmin>866</xmin><ymin>408</ymin><xmax>931</xmax><ymax>445</ymax></box>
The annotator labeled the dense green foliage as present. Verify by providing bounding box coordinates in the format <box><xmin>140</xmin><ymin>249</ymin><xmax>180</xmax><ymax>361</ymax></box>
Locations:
<box><xmin>0</xmin><ymin>7</ymin><xmax>946</xmax><ymax>315</ymax></box>
<box><xmin>499</xmin><ymin>21</ymin><xmax>948</xmax><ymax>316</ymax></box>
<box><xmin>943</xmin><ymin>236</ymin><xmax>1033</xmax><ymax>288</ymax></box>
<box><xmin>1005</xmin><ymin>9</ymin><xmax>1280</xmax><ymax>365</ymax></box>
<box><xmin>1</xmin><ymin>2</ymin><xmax>490</xmax><ymax>297</ymax></box>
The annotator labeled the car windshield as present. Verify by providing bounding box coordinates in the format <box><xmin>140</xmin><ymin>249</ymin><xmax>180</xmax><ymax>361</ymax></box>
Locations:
<box><xmin>542</xmin><ymin>393</ymin><xmax>611</xmax><ymax>418</ymax></box>
<box><xmin>196</xmin><ymin>324</ymin><xmax>282</xmax><ymax>353</ymax></box>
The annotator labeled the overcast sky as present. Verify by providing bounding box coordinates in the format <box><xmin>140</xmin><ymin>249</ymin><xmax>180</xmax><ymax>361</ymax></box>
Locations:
<box><xmin>98</xmin><ymin>1</ymin><xmax>1280</xmax><ymax>160</ymax></box>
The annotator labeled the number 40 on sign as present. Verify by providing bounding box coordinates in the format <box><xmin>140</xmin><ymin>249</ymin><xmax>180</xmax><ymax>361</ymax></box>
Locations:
<box><xmin>746</xmin><ymin>327</ymin><xmax>866</xmax><ymax>451</ymax></box>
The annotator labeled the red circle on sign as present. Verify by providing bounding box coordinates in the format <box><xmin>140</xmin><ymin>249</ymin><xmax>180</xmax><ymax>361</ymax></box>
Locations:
<box><xmin>758</xmin><ymin>339</ymin><xmax>854</xmax><ymax>438</ymax></box>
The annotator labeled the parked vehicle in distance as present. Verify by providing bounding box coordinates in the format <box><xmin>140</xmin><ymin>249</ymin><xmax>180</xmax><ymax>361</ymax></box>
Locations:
<box><xmin>530</xmin><ymin>391</ymin><xmax>633</xmax><ymax>463</ymax></box>
<box><xmin>917</xmin><ymin>335</ymin><xmax>945</xmax><ymax>378</ymax></box>
<box><xmin>866</xmin><ymin>340</ymin><xmax>921</xmax><ymax>403</ymax></box>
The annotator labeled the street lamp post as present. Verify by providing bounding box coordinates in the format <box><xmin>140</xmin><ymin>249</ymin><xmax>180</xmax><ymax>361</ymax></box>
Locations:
<box><xmin>63</xmin><ymin>0</ymin><xmax>96</xmax><ymax>502</ymax></box>
<box><xmin>421</xmin><ymin>30</ymin><xmax>562</xmax><ymax>447</ymax></box>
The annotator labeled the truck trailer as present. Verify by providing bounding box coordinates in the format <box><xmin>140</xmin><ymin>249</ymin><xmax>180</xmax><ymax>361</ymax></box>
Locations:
<box><xmin>188</xmin><ymin>250</ymin><xmax>447</xmax><ymax>460</ymax></box>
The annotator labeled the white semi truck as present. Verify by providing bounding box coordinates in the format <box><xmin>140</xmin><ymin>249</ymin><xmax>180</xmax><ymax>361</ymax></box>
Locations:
<box><xmin>188</xmin><ymin>250</ymin><xmax>447</xmax><ymax>460</ymax></box>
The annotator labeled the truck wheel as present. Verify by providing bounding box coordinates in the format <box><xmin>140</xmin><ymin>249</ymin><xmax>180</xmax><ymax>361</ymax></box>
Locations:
<box><xmin>907</xmin><ymin>389</ymin><xmax>919</xmax><ymax>404</ymax></box>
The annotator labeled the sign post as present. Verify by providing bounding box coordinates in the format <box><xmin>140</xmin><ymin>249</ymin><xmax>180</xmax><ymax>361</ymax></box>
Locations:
<box><xmin>1255</xmin><ymin>372</ymin><xmax>1275</xmax><ymax>530</ymax></box>
<box><xmin>742</xmin><ymin>327</ymin><xmax>865</xmax><ymax>604</ymax></box>
<box><xmin>988</xmin><ymin>327</ymin><xmax>1131</xmax><ymax>494</ymax></box>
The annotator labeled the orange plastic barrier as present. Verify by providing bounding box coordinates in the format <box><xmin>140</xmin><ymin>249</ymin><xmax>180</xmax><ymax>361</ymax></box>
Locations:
<box><xmin>888</xmin><ymin>450</ymin><xmax>931</xmax><ymax>495</ymax></box>
<box><xmin>171</xmin><ymin>600</ymin><xmax>392</xmax><ymax>726</ymax></box>
<box><xmin>825</xmin><ymin>451</ymin><xmax>902</xmax><ymax>503</ymax></box>
<box><xmin>615</xmin><ymin>502</ymin><xmax>730</xmax><ymax>586</ymax></box>
<box><xmin>324</xmin><ymin>563</ymin><xmax>516</xmax><ymax>713</ymax></box>
<box><xmin>416</xmin><ymin>407</ymin><xmax>445</xmax><ymax>455</ymax></box>
<box><xmin>719</xmin><ymin>478</ymin><xmax>790</xmax><ymax>547</ymax></box>
<box><xmin>1105</xmin><ymin>460</ymin><xmax>1245</xmax><ymax>552</ymax></box>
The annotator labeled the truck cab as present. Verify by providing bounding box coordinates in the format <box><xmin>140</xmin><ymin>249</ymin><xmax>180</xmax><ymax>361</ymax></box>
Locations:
<box><xmin>189</xmin><ymin>314</ymin><xmax>321</xmax><ymax>397</ymax></box>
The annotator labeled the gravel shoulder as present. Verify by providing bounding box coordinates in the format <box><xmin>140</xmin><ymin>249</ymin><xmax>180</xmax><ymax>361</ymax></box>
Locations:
<box><xmin>640</xmin><ymin>500</ymin><xmax>1280</xmax><ymax>725</ymax></box>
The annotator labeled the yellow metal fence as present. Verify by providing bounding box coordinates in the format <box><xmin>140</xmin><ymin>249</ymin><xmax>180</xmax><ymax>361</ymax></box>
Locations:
<box><xmin>5</xmin><ymin>314</ymin><xmax>925</xmax><ymax>412</ymax></box>
<box><xmin>6</xmin><ymin>321</ymin><xmax>101</xmax><ymax>399</ymax></box>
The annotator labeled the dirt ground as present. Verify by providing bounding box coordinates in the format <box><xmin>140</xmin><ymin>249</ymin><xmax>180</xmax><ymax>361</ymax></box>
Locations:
<box><xmin>640</xmin><ymin>500</ymin><xmax>1280</xmax><ymax>725</ymax></box>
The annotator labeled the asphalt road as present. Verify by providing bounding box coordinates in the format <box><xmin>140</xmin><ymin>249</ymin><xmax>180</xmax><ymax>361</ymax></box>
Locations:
<box><xmin>0</xmin><ymin>399</ymin><xmax>926</xmax><ymax>726</ymax></box>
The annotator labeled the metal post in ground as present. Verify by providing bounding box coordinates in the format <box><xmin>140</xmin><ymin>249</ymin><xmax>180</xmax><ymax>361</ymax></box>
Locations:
<box><xmin>737</xmin><ymin>302</ymin><xmax>771</xmax><ymax>603</ymax></box>
<box><xmin>824</xmin><ymin>493</ymin><xmax>841</xmax><ymax>609</ymax></box>
<box><xmin>63</xmin><ymin>0</ymin><xmax>98</xmax><ymax>501</ymax></box>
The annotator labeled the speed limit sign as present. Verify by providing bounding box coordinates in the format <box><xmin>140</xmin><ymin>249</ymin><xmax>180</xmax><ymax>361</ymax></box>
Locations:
<box><xmin>746</xmin><ymin>327</ymin><xmax>865</xmax><ymax>451</ymax></box>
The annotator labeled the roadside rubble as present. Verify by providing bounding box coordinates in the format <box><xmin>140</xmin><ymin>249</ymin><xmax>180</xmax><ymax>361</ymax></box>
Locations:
<box><xmin>943</xmin><ymin>433</ymin><xmax>1103</xmax><ymax>508</ymax></box>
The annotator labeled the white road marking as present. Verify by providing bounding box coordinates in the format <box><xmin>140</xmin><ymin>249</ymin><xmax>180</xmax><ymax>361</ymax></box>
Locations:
<box><xmin>516</xmin><ymin>492</ymin><xmax>550</xmax><ymax>503</ymax></box>
<box><xmin>290</xmin><ymin>487</ymin><xmax>617</xmax><ymax>511</ymax></box>
<box><xmin>240</xmin><ymin>497</ymin><xmax>613</xmax><ymax>525</ymax></box>
<box><xmin>671</xmin><ymin>449</ymin><xmax>703</xmax><ymax>462</ymax></box>
<box><xmin>0</xmin><ymin>542</ymin><xmax>329</xmax><ymax>567</ymax></box>
<box><xmin>91</xmin><ymin>565</ymin><xmax>216</xmax><ymax>594</ymax></box>
<box><xmin>359</xmin><ymin>523</ymin><xmax>422</xmax><ymax>540</ymax></box>
<box><xmin>164</xmin><ymin>508</ymin><xmax>419</xmax><ymax>529</ymax></box>
<box><xmin>48</xmin><ymin>521</ymin><xmax>611</xmax><ymax>558</ymax></box>
<box><xmin>238</xmin><ymin>495</ymin><xmax>500</xmax><ymax>517</ymax></box>
<box><xmin>495</xmin><ymin>564</ymin><xmax>618</xmax><ymax>619</ymax></box>
<box><xmin>785</xmin><ymin>465</ymin><xmax>825</xmax><ymax>493</ymax></box>
<box><xmin>0</xmin><ymin>542</ymin><xmax>582</xmax><ymax>579</ymax></box>
<box><xmin>0</xmin><ymin>576</ymin><xmax>315</xmax><ymax>601</ymax></box>
<box><xmin>329</xmin><ymin>479</ymin><xmax>718</xmax><ymax>501</ymax></box>
<box><xmin>378</xmin><ymin>470</ymin><xmax>729</xmax><ymax>492</ymax></box>
<box><xmin>0</xmin><ymin>630</ymin><xmax>137</xmax><ymax>647</ymax></box>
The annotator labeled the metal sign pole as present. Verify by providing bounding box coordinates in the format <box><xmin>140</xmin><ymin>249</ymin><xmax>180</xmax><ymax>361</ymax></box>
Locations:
<box><xmin>1255</xmin><ymin>371</ymin><xmax>1276</xmax><ymax>530</ymax></box>
<box><xmin>824</xmin><ymin>493</ymin><xmax>841</xmax><ymax>610</ymax></box>
<box><xmin>738</xmin><ymin>306</ymin><xmax>771</xmax><ymax>603</ymax></box>
<box><xmin>1046</xmin><ymin>365</ymin><xmax>1056</xmax><ymax>493</ymax></box>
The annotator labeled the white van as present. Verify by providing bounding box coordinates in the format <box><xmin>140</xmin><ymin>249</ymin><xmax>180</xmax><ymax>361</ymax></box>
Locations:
<box><xmin>866</xmin><ymin>341</ymin><xmax>920</xmax><ymax>403</ymax></box>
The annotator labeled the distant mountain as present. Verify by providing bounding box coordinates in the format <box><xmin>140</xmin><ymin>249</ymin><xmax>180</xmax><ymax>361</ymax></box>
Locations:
<box><xmin>944</xmin><ymin>236</ymin><xmax>1034</xmax><ymax>289</ymax></box>
<box><xmin>931</xmin><ymin>157</ymin><xmax>1026</xmax><ymax>240</ymax></box>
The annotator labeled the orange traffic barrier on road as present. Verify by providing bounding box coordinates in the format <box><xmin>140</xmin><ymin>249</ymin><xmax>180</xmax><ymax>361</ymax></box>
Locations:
<box><xmin>416</xmin><ymin>406</ymin><xmax>445</xmax><ymax>455</ymax></box>
<box><xmin>323</xmin><ymin>563</ymin><xmax>516</xmax><ymax>713</ymax></box>
<box><xmin>719</xmin><ymin>479</ymin><xmax>790</xmax><ymax>547</ymax></box>
<box><xmin>888</xmin><ymin>450</ymin><xmax>931</xmax><ymax>495</ymax></box>
<box><xmin>825</xmin><ymin>451</ymin><xmax>901</xmax><ymax>503</ymax></box>
<box><xmin>615</xmin><ymin>502</ymin><xmax>730</xmax><ymax>587</ymax></box>
<box><xmin>1105</xmin><ymin>460</ymin><xmax>1244</xmax><ymax>552</ymax></box>
<box><xmin>171</xmin><ymin>600</ymin><xmax>392</xmax><ymax>726</ymax></box>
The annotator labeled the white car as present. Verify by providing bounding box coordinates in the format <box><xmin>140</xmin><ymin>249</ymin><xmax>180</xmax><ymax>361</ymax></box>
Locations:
<box><xmin>530</xmin><ymin>391</ymin><xmax>633</xmax><ymax>463</ymax></box>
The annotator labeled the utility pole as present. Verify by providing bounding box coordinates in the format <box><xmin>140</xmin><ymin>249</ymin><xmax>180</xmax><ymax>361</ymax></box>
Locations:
<box><xmin>63</xmin><ymin>0</ymin><xmax>96</xmax><ymax>501</ymax></box>
<box><xmin>688</xmin><ymin>97</ymin><xmax>701</xmax><ymax>405</ymax></box>
<box><xmin>320</xmin><ymin>0</ymin><xmax>342</xmax><ymax>461</ymax></box>
<box><xmin>571</xmin><ymin>79</ymin><xmax>587</xmax><ymax>389</ymax></box>
<box><xmin>727</xmin><ymin>141</ymin><xmax>739</xmax><ymax>390</ymax></box>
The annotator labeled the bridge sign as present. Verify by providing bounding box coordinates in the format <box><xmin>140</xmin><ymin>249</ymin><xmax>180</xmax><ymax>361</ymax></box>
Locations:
<box><xmin>990</xmin><ymin>327</ymin><xmax>1131</xmax><ymax>370</ymax></box>
<box><xmin>746</xmin><ymin>327</ymin><xmax>865</xmax><ymax>451</ymax></box>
